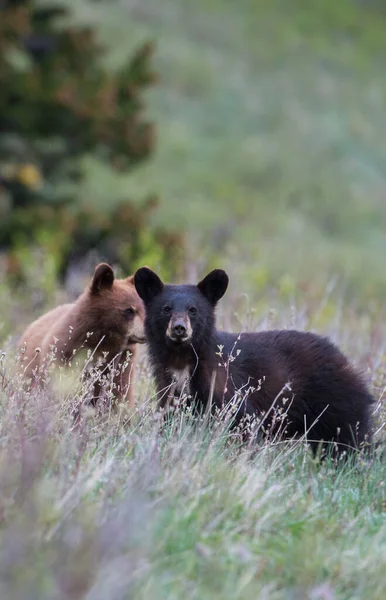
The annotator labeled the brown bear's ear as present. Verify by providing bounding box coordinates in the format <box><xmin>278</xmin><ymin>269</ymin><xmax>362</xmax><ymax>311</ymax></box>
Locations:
<box><xmin>90</xmin><ymin>263</ymin><xmax>115</xmax><ymax>294</ymax></box>
<box><xmin>197</xmin><ymin>269</ymin><xmax>229</xmax><ymax>305</ymax></box>
<box><xmin>134</xmin><ymin>267</ymin><xmax>164</xmax><ymax>305</ymax></box>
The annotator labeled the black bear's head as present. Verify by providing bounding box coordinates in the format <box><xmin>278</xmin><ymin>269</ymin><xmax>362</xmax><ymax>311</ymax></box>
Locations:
<box><xmin>134</xmin><ymin>267</ymin><xmax>229</xmax><ymax>349</ymax></box>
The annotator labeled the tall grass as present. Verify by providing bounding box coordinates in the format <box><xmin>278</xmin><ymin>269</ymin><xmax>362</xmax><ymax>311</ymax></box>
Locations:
<box><xmin>0</xmin><ymin>290</ymin><xmax>385</xmax><ymax>599</ymax></box>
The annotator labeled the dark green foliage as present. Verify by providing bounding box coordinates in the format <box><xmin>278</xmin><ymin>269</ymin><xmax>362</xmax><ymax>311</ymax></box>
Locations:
<box><xmin>0</xmin><ymin>0</ymin><xmax>184</xmax><ymax>284</ymax></box>
<box><xmin>0</xmin><ymin>196</ymin><xmax>185</xmax><ymax>287</ymax></box>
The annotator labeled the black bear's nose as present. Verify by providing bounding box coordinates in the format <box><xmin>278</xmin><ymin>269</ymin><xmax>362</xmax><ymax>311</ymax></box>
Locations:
<box><xmin>173</xmin><ymin>323</ymin><xmax>186</xmax><ymax>338</ymax></box>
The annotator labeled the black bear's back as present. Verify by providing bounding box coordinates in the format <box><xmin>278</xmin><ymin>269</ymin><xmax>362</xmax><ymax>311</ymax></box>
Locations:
<box><xmin>216</xmin><ymin>329</ymin><xmax>373</xmax><ymax>452</ymax></box>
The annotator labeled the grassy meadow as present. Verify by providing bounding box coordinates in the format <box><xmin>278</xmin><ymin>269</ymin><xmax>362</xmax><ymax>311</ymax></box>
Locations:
<box><xmin>2</xmin><ymin>0</ymin><xmax>386</xmax><ymax>598</ymax></box>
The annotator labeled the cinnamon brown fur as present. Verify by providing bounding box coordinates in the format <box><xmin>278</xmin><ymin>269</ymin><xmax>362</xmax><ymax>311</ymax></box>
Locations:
<box><xmin>18</xmin><ymin>263</ymin><xmax>145</xmax><ymax>411</ymax></box>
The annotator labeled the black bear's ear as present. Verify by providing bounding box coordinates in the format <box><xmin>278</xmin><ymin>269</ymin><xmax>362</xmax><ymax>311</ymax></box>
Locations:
<box><xmin>134</xmin><ymin>267</ymin><xmax>164</xmax><ymax>305</ymax></box>
<box><xmin>91</xmin><ymin>263</ymin><xmax>115</xmax><ymax>294</ymax></box>
<box><xmin>197</xmin><ymin>269</ymin><xmax>229</xmax><ymax>305</ymax></box>
<box><xmin>127</xmin><ymin>265</ymin><xmax>151</xmax><ymax>286</ymax></box>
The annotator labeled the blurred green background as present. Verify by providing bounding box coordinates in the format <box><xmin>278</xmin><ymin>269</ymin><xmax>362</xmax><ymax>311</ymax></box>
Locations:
<box><xmin>2</xmin><ymin>0</ymin><xmax>386</xmax><ymax>333</ymax></box>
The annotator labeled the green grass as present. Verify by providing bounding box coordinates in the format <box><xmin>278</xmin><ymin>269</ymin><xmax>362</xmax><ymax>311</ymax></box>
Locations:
<box><xmin>57</xmin><ymin>0</ymin><xmax>386</xmax><ymax>302</ymax></box>
<box><xmin>0</xmin><ymin>280</ymin><xmax>386</xmax><ymax>599</ymax></box>
<box><xmin>0</xmin><ymin>342</ymin><xmax>385</xmax><ymax>599</ymax></box>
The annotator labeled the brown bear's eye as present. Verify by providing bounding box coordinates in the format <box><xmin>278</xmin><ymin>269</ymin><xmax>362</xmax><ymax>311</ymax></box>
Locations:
<box><xmin>188</xmin><ymin>306</ymin><xmax>197</xmax><ymax>316</ymax></box>
<box><xmin>163</xmin><ymin>305</ymin><xmax>172</xmax><ymax>315</ymax></box>
<box><xmin>124</xmin><ymin>307</ymin><xmax>135</xmax><ymax>318</ymax></box>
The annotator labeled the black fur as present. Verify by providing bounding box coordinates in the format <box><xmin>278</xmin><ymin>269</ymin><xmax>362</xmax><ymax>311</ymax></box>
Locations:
<box><xmin>134</xmin><ymin>268</ymin><xmax>374</xmax><ymax>455</ymax></box>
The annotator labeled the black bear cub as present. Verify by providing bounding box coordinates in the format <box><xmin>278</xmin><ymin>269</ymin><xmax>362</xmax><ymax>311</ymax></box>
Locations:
<box><xmin>134</xmin><ymin>267</ymin><xmax>374</xmax><ymax>455</ymax></box>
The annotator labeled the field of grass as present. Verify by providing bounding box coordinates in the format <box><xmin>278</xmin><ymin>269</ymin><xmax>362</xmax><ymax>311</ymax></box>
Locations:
<box><xmin>1</xmin><ymin>280</ymin><xmax>386</xmax><ymax>598</ymax></box>
<box><xmin>2</xmin><ymin>0</ymin><xmax>386</xmax><ymax>597</ymax></box>
<box><xmin>0</xmin><ymin>324</ymin><xmax>385</xmax><ymax>599</ymax></box>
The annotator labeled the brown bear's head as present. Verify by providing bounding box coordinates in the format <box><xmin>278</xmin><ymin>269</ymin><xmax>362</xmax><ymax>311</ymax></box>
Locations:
<box><xmin>79</xmin><ymin>263</ymin><xmax>146</xmax><ymax>355</ymax></box>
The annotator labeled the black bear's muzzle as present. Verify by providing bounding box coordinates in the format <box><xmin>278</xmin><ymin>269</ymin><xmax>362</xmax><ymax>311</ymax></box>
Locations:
<box><xmin>166</xmin><ymin>313</ymin><xmax>193</xmax><ymax>343</ymax></box>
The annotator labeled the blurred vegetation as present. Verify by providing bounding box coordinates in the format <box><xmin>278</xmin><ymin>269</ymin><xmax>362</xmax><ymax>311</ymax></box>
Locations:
<box><xmin>57</xmin><ymin>0</ymin><xmax>386</xmax><ymax>307</ymax></box>
<box><xmin>0</xmin><ymin>0</ymin><xmax>386</xmax><ymax>312</ymax></box>
<box><xmin>0</xmin><ymin>0</ymin><xmax>184</xmax><ymax>289</ymax></box>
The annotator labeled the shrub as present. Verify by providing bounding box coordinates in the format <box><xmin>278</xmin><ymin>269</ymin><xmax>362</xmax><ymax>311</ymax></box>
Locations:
<box><xmin>0</xmin><ymin>0</ymin><xmax>184</xmax><ymax>287</ymax></box>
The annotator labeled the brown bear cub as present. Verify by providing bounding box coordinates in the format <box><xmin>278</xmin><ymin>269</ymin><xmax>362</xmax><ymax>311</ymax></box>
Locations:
<box><xmin>134</xmin><ymin>267</ymin><xmax>374</xmax><ymax>456</ymax></box>
<box><xmin>18</xmin><ymin>263</ymin><xmax>146</xmax><ymax>411</ymax></box>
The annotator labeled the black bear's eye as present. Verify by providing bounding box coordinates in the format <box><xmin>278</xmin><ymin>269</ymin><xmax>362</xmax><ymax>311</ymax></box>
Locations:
<box><xmin>162</xmin><ymin>305</ymin><xmax>172</xmax><ymax>315</ymax></box>
<box><xmin>188</xmin><ymin>306</ymin><xmax>197</xmax><ymax>316</ymax></box>
<box><xmin>123</xmin><ymin>307</ymin><xmax>135</xmax><ymax>318</ymax></box>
